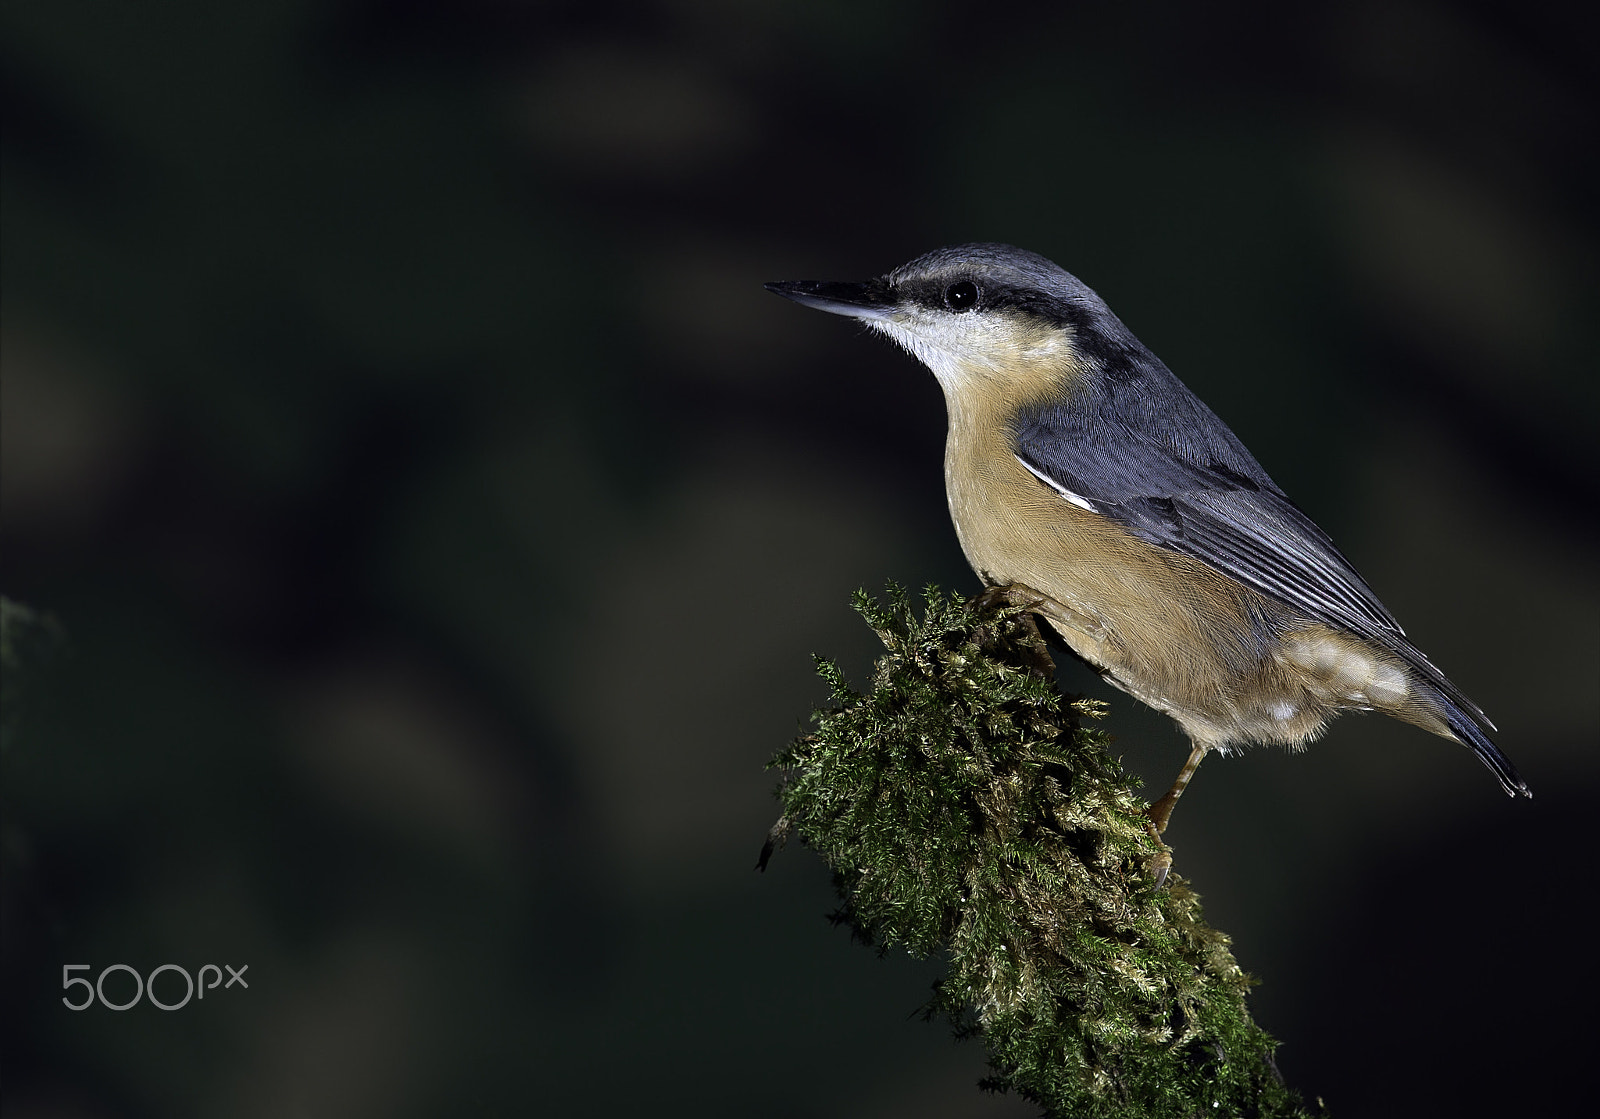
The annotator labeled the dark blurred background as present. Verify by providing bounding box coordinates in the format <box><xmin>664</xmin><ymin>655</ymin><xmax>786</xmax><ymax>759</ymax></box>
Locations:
<box><xmin>2</xmin><ymin>2</ymin><xmax>1595</xmax><ymax>1116</ymax></box>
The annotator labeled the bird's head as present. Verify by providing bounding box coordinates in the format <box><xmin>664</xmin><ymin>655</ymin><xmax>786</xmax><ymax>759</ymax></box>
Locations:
<box><xmin>766</xmin><ymin>243</ymin><xmax>1133</xmax><ymax>404</ymax></box>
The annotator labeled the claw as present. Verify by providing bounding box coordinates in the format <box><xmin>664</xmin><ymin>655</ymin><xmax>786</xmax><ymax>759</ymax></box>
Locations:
<box><xmin>1142</xmin><ymin>817</ymin><xmax>1173</xmax><ymax>891</ymax></box>
<box><xmin>1147</xmin><ymin>847</ymin><xmax>1172</xmax><ymax>892</ymax></box>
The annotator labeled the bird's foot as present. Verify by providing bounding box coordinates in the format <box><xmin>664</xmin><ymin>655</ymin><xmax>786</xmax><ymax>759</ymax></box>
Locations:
<box><xmin>971</xmin><ymin>582</ymin><xmax>1050</xmax><ymax>615</ymax></box>
<box><xmin>1143</xmin><ymin>820</ymin><xmax>1173</xmax><ymax>891</ymax></box>
<box><xmin>1144</xmin><ymin>742</ymin><xmax>1209</xmax><ymax>837</ymax></box>
<box><xmin>1147</xmin><ymin>850</ymin><xmax>1173</xmax><ymax>892</ymax></box>
<box><xmin>1144</xmin><ymin>789</ymin><xmax>1181</xmax><ymax>837</ymax></box>
<box><xmin>968</xmin><ymin>584</ymin><xmax>1056</xmax><ymax>676</ymax></box>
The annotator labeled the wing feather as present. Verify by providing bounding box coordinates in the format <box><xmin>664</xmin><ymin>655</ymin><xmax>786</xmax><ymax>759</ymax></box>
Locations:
<box><xmin>1012</xmin><ymin>399</ymin><xmax>1403</xmax><ymax>642</ymax></box>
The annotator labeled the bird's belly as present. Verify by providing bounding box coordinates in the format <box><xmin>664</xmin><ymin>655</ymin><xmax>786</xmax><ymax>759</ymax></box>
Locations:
<box><xmin>944</xmin><ymin>451</ymin><xmax>1382</xmax><ymax>750</ymax></box>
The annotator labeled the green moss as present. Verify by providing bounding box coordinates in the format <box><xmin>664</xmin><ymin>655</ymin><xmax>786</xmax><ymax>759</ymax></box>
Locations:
<box><xmin>767</xmin><ymin>585</ymin><xmax>1324</xmax><ymax>1118</ymax></box>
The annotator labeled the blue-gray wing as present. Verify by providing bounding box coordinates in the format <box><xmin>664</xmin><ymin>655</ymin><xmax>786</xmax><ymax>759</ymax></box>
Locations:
<box><xmin>1012</xmin><ymin>398</ymin><xmax>1405</xmax><ymax>642</ymax></box>
<box><xmin>1013</xmin><ymin>405</ymin><xmax>1504</xmax><ymax>731</ymax></box>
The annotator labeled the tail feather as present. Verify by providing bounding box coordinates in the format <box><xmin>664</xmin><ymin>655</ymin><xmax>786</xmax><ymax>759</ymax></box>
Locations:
<box><xmin>1386</xmin><ymin>634</ymin><xmax>1527</xmax><ymax>797</ymax></box>
<box><xmin>1433</xmin><ymin>690</ymin><xmax>1531</xmax><ymax>798</ymax></box>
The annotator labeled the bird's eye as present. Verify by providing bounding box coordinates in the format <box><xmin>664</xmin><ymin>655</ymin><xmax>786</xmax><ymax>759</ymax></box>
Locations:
<box><xmin>943</xmin><ymin>280</ymin><xmax>979</xmax><ymax>312</ymax></box>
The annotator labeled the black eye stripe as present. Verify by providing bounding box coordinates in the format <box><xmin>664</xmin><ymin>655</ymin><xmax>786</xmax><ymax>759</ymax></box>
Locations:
<box><xmin>943</xmin><ymin>280</ymin><xmax>979</xmax><ymax>311</ymax></box>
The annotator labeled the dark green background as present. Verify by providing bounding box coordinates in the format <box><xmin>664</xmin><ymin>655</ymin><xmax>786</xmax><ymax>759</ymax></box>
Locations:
<box><xmin>3</xmin><ymin>2</ymin><xmax>1595</xmax><ymax>1116</ymax></box>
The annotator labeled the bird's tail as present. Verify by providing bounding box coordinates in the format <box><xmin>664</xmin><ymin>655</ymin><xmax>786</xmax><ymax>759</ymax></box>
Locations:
<box><xmin>1431</xmin><ymin>688</ymin><xmax>1532</xmax><ymax>799</ymax></box>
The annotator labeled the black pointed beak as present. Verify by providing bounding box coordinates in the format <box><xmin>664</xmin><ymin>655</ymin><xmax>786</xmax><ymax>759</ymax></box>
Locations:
<box><xmin>763</xmin><ymin>278</ymin><xmax>895</xmax><ymax>321</ymax></box>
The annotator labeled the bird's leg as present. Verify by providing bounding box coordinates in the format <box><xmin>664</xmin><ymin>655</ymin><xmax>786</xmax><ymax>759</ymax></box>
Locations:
<box><xmin>971</xmin><ymin>581</ymin><xmax>1050</xmax><ymax>617</ymax></box>
<box><xmin>1004</xmin><ymin>610</ymin><xmax>1057</xmax><ymax>677</ymax></box>
<box><xmin>1145</xmin><ymin>743</ymin><xmax>1210</xmax><ymax>835</ymax></box>
<box><xmin>973</xmin><ymin>582</ymin><xmax>1106</xmax><ymax>639</ymax></box>
<box><xmin>1140</xmin><ymin>745</ymin><xmax>1208</xmax><ymax>891</ymax></box>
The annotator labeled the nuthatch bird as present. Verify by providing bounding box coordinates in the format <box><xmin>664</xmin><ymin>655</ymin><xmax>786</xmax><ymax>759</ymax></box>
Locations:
<box><xmin>766</xmin><ymin>243</ymin><xmax>1530</xmax><ymax>836</ymax></box>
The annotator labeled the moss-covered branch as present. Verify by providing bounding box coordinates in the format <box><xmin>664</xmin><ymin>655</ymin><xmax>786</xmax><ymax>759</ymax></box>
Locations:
<box><xmin>765</xmin><ymin>584</ymin><xmax>1323</xmax><ymax>1119</ymax></box>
